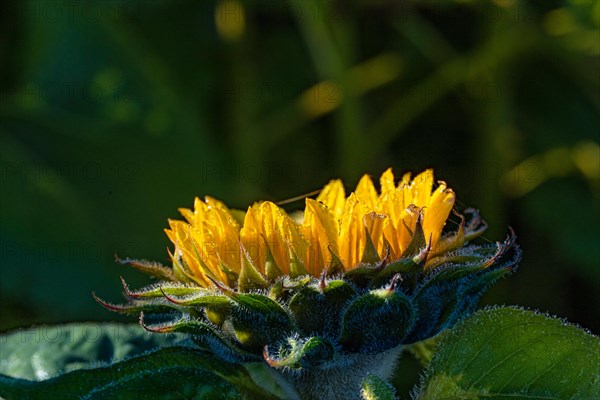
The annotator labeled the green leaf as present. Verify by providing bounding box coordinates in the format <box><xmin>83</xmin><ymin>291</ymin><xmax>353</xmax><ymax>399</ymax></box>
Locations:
<box><xmin>0</xmin><ymin>323</ymin><xmax>286</xmax><ymax>400</ymax></box>
<box><xmin>0</xmin><ymin>323</ymin><xmax>186</xmax><ymax>380</ymax></box>
<box><xmin>0</xmin><ymin>347</ymin><xmax>238</xmax><ymax>400</ymax></box>
<box><xmin>416</xmin><ymin>307</ymin><xmax>600</xmax><ymax>400</ymax></box>
<box><xmin>361</xmin><ymin>374</ymin><xmax>398</xmax><ymax>400</ymax></box>
<box><xmin>406</xmin><ymin>332</ymin><xmax>446</xmax><ymax>367</ymax></box>
<box><xmin>0</xmin><ymin>346</ymin><xmax>281</xmax><ymax>400</ymax></box>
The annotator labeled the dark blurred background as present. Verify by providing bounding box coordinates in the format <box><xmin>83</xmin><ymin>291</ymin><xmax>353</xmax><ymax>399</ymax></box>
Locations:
<box><xmin>1</xmin><ymin>0</ymin><xmax>598</xmax><ymax>340</ymax></box>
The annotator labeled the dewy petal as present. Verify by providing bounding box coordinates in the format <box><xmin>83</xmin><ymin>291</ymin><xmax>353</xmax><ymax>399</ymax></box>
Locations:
<box><xmin>178</xmin><ymin>206</ymin><xmax>195</xmax><ymax>225</ymax></box>
<box><xmin>166</xmin><ymin>197</ymin><xmax>244</xmax><ymax>288</ymax></box>
<box><xmin>302</xmin><ymin>199</ymin><xmax>339</xmax><ymax>276</ymax></box>
<box><xmin>398</xmin><ymin>171</ymin><xmax>411</xmax><ymax>189</ymax></box>
<box><xmin>241</xmin><ymin>201</ymin><xmax>307</xmax><ymax>276</ymax></box>
<box><xmin>316</xmin><ymin>179</ymin><xmax>346</xmax><ymax>221</ymax></box>
<box><xmin>193</xmin><ymin>197</ymin><xmax>241</xmax><ymax>278</ymax></box>
<box><xmin>239</xmin><ymin>205</ymin><xmax>263</xmax><ymax>272</ymax></box>
<box><xmin>363</xmin><ymin>212</ymin><xmax>386</xmax><ymax>257</ymax></box>
<box><xmin>397</xmin><ymin>172</ymin><xmax>413</xmax><ymax>210</ymax></box>
<box><xmin>355</xmin><ymin>174</ymin><xmax>378</xmax><ymax>210</ymax></box>
<box><xmin>423</xmin><ymin>182</ymin><xmax>455</xmax><ymax>248</ymax></box>
<box><xmin>339</xmin><ymin>194</ymin><xmax>366</xmax><ymax>268</ymax></box>
<box><xmin>410</xmin><ymin>169</ymin><xmax>434</xmax><ymax>207</ymax></box>
<box><xmin>204</xmin><ymin>196</ymin><xmax>241</xmax><ymax>271</ymax></box>
<box><xmin>379</xmin><ymin>168</ymin><xmax>396</xmax><ymax>194</ymax></box>
<box><xmin>166</xmin><ymin>219</ymin><xmax>213</xmax><ymax>285</ymax></box>
<box><xmin>379</xmin><ymin>192</ymin><xmax>401</xmax><ymax>259</ymax></box>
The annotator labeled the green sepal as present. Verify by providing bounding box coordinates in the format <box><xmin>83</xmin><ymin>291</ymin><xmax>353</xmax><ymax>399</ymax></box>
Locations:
<box><xmin>288</xmin><ymin>280</ymin><xmax>356</xmax><ymax>337</ymax></box>
<box><xmin>431</xmin><ymin>262</ymin><xmax>516</xmax><ymax>334</ymax></box>
<box><xmin>140</xmin><ymin>314</ymin><xmax>257</xmax><ymax>362</ymax></box>
<box><xmin>218</xmin><ymin>260</ymin><xmax>240</xmax><ymax>288</ymax></box>
<box><xmin>288</xmin><ymin>247</ymin><xmax>309</xmax><ymax>278</ymax></box>
<box><xmin>121</xmin><ymin>278</ymin><xmax>205</xmax><ymax>299</ymax></box>
<box><xmin>462</xmin><ymin>208</ymin><xmax>487</xmax><ymax>241</ymax></box>
<box><xmin>340</xmin><ymin>285</ymin><xmax>415</xmax><ymax>353</ymax></box>
<box><xmin>361</xmin><ymin>229</ymin><xmax>381</xmax><ymax>264</ymax></box>
<box><xmin>158</xmin><ymin>288</ymin><xmax>233</xmax><ymax>325</ymax></box>
<box><xmin>93</xmin><ymin>293</ymin><xmax>175</xmax><ymax>315</ymax></box>
<box><xmin>267</xmin><ymin>280</ymin><xmax>288</xmax><ymax>301</ymax></box>
<box><xmin>116</xmin><ymin>256</ymin><xmax>177</xmax><ymax>282</ymax></box>
<box><xmin>342</xmin><ymin>261</ymin><xmax>384</xmax><ymax>288</ymax></box>
<box><xmin>361</xmin><ymin>374</ymin><xmax>398</xmax><ymax>400</ymax></box>
<box><xmin>263</xmin><ymin>239</ymin><xmax>283</xmax><ymax>281</ymax></box>
<box><xmin>160</xmin><ymin>290</ymin><xmax>231</xmax><ymax>308</ymax></box>
<box><xmin>425</xmin><ymin>238</ymin><xmax>502</xmax><ymax>274</ymax></box>
<box><xmin>205</xmin><ymin>303</ymin><xmax>232</xmax><ymax>326</ymax></box>
<box><xmin>369</xmin><ymin>256</ymin><xmax>422</xmax><ymax>288</ymax></box>
<box><xmin>415</xmin><ymin>260</ymin><xmax>487</xmax><ymax>296</ymax></box>
<box><xmin>268</xmin><ymin>277</ymin><xmax>311</xmax><ymax>303</ymax></box>
<box><xmin>238</xmin><ymin>245</ymin><xmax>269</xmax><ymax>292</ymax></box>
<box><xmin>227</xmin><ymin>293</ymin><xmax>293</xmax><ymax>352</ymax></box>
<box><xmin>416</xmin><ymin>232</ymin><xmax>518</xmax><ymax>296</ymax></box>
<box><xmin>402</xmin><ymin>212</ymin><xmax>427</xmax><ymax>258</ymax></box>
<box><xmin>264</xmin><ymin>336</ymin><xmax>335</xmax><ymax>369</ymax></box>
<box><xmin>425</xmin><ymin>251</ymin><xmax>491</xmax><ymax>271</ymax></box>
<box><xmin>171</xmin><ymin>256</ymin><xmax>193</xmax><ymax>283</ymax></box>
<box><xmin>326</xmin><ymin>247</ymin><xmax>345</xmax><ymax>277</ymax></box>
<box><xmin>408</xmin><ymin>236</ymin><xmax>520</xmax><ymax>342</ymax></box>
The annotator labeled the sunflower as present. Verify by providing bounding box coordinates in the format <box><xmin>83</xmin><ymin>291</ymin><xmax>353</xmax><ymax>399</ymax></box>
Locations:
<box><xmin>96</xmin><ymin>168</ymin><xmax>520</xmax><ymax>400</ymax></box>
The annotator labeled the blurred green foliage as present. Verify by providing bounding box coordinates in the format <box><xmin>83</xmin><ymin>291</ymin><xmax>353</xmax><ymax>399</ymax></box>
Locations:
<box><xmin>0</xmin><ymin>0</ymin><xmax>598</xmax><ymax>348</ymax></box>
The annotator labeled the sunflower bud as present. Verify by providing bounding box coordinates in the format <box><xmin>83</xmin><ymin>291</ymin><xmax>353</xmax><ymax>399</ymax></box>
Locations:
<box><xmin>288</xmin><ymin>279</ymin><xmax>357</xmax><ymax>337</ymax></box>
<box><xmin>339</xmin><ymin>276</ymin><xmax>415</xmax><ymax>353</ymax></box>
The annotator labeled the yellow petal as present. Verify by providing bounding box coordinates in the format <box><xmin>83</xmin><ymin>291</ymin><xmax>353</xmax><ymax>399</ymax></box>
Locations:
<box><xmin>363</xmin><ymin>212</ymin><xmax>386</xmax><ymax>258</ymax></box>
<box><xmin>399</xmin><ymin>205</ymin><xmax>421</xmax><ymax>253</ymax></box>
<box><xmin>411</xmin><ymin>169</ymin><xmax>434</xmax><ymax>207</ymax></box>
<box><xmin>381</xmin><ymin>218</ymin><xmax>401</xmax><ymax>259</ymax></box>
<box><xmin>205</xmin><ymin>196</ymin><xmax>242</xmax><ymax>272</ymax></box>
<box><xmin>339</xmin><ymin>194</ymin><xmax>366</xmax><ymax>267</ymax></box>
<box><xmin>261</xmin><ymin>202</ymin><xmax>290</xmax><ymax>274</ymax></box>
<box><xmin>179</xmin><ymin>207</ymin><xmax>195</xmax><ymax>224</ymax></box>
<box><xmin>303</xmin><ymin>198</ymin><xmax>340</xmax><ymax>275</ymax></box>
<box><xmin>241</xmin><ymin>202</ymin><xmax>307</xmax><ymax>276</ymax></box>
<box><xmin>355</xmin><ymin>174</ymin><xmax>378</xmax><ymax>210</ymax></box>
<box><xmin>398</xmin><ymin>172</ymin><xmax>411</xmax><ymax>188</ymax></box>
<box><xmin>377</xmin><ymin>187</ymin><xmax>411</xmax><ymax>256</ymax></box>
<box><xmin>167</xmin><ymin>197</ymin><xmax>245</xmax><ymax>287</ymax></box>
<box><xmin>423</xmin><ymin>183</ymin><xmax>455</xmax><ymax>248</ymax></box>
<box><xmin>379</xmin><ymin>168</ymin><xmax>396</xmax><ymax>194</ymax></box>
<box><xmin>240</xmin><ymin>205</ymin><xmax>264</xmax><ymax>273</ymax></box>
<box><xmin>316</xmin><ymin>179</ymin><xmax>346</xmax><ymax>220</ymax></box>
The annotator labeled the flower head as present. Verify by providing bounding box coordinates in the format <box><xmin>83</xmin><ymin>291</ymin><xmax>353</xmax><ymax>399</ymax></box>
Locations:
<box><xmin>96</xmin><ymin>168</ymin><xmax>521</xmax><ymax>387</ymax></box>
